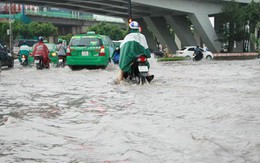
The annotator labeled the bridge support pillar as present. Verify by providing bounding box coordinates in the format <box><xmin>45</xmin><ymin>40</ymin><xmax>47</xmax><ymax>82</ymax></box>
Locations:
<box><xmin>188</xmin><ymin>13</ymin><xmax>221</xmax><ymax>52</ymax></box>
<box><xmin>165</xmin><ymin>15</ymin><xmax>197</xmax><ymax>48</ymax></box>
<box><xmin>143</xmin><ymin>17</ymin><xmax>178</xmax><ymax>54</ymax></box>
<box><xmin>136</xmin><ymin>18</ymin><xmax>158</xmax><ymax>52</ymax></box>
<box><xmin>72</xmin><ymin>26</ymin><xmax>83</xmax><ymax>34</ymax></box>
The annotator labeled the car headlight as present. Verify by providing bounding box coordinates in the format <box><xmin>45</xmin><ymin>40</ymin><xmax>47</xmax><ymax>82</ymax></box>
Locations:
<box><xmin>51</xmin><ymin>52</ymin><xmax>57</xmax><ymax>57</ymax></box>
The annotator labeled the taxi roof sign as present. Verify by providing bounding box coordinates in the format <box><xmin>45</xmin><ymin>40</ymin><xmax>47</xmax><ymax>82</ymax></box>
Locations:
<box><xmin>87</xmin><ymin>31</ymin><xmax>96</xmax><ymax>35</ymax></box>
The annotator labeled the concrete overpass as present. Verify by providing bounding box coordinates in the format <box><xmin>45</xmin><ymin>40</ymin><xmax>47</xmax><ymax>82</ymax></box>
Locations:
<box><xmin>3</xmin><ymin>0</ymin><xmax>259</xmax><ymax>53</ymax></box>
<box><xmin>26</xmin><ymin>14</ymin><xmax>125</xmax><ymax>35</ymax></box>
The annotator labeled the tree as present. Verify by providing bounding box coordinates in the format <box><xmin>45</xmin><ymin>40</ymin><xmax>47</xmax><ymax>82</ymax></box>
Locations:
<box><xmin>218</xmin><ymin>0</ymin><xmax>245</xmax><ymax>52</ymax></box>
<box><xmin>58</xmin><ymin>33</ymin><xmax>73</xmax><ymax>44</ymax></box>
<box><xmin>28</xmin><ymin>22</ymin><xmax>57</xmax><ymax>38</ymax></box>
<box><xmin>87</xmin><ymin>22</ymin><xmax>127</xmax><ymax>40</ymax></box>
<box><xmin>12</xmin><ymin>21</ymin><xmax>33</xmax><ymax>39</ymax></box>
<box><xmin>218</xmin><ymin>0</ymin><xmax>260</xmax><ymax>52</ymax></box>
<box><xmin>244</xmin><ymin>1</ymin><xmax>260</xmax><ymax>51</ymax></box>
<box><xmin>0</xmin><ymin>21</ymin><xmax>9</xmax><ymax>43</ymax></box>
<box><xmin>244</xmin><ymin>1</ymin><xmax>260</xmax><ymax>33</ymax></box>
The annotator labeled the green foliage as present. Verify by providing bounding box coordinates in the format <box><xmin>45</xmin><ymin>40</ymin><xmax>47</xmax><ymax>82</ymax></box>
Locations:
<box><xmin>12</xmin><ymin>21</ymin><xmax>33</xmax><ymax>39</ymax></box>
<box><xmin>0</xmin><ymin>20</ymin><xmax>58</xmax><ymax>45</ymax></box>
<box><xmin>157</xmin><ymin>57</ymin><xmax>186</xmax><ymax>62</ymax></box>
<box><xmin>87</xmin><ymin>22</ymin><xmax>126</xmax><ymax>40</ymax></box>
<box><xmin>244</xmin><ymin>1</ymin><xmax>260</xmax><ymax>32</ymax></box>
<box><xmin>58</xmin><ymin>33</ymin><xmax>73</xmax><ymax>44</ymax></box>
<box><xmin>218</xmin><ymin>0</ymin><xmax>245</xmax><ymax>52</ymax></box>
<box><xmin>28</xmin><ymin>22</ymin><xmax>57</xmax><ymax>37</ymax></box>
<box><xmin>0</xmin><ymin>21</ymin><xmax>9</xmax><ymax>43</ymax></box>
<box><xmin>218</xmin><ymin>0</ymin><xmax>260</xmax><ymax>52</ymax></box>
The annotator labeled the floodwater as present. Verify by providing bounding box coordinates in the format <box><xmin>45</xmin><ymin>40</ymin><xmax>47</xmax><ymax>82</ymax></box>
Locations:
<box><xmin>0</xmin><ymin>57</ymin><xmax>260</xmax><ymax>163</ymax></box>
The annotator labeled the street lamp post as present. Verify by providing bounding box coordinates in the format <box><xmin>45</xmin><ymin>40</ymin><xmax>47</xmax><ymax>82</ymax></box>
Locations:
<box><xmin>8</xmin><ymin>3</ymin><xmax>13</xmax><ymax>54</ymax></box>
<box><xmin>128</xmin><ymin>0</ymin><xmax>132</xmax><ymax>23</ymax></box>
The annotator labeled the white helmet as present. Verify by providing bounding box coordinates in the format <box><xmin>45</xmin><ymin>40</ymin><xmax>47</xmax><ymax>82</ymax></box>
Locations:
<box><xmin>129</xmin><ymin>21</ymin><xmax>139</xmax><ymax>29</ymax></box>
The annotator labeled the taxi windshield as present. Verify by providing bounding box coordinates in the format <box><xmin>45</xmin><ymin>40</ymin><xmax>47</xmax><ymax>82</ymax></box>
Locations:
<box><xmin>70</xmin><ymin>37</ymin><xmax>102</xmax><ymax>46</ymax></box>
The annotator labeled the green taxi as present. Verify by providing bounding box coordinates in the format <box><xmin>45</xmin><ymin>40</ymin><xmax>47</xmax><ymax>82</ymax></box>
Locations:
<box><xmin>66</xmin><ymin>31</ymin><xmax>115</xmax><ymax>69</ymax></box>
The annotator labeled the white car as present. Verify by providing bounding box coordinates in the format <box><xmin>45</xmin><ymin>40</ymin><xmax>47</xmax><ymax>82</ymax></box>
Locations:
<box><xmin>175</xmin><ymin>46</ymin><xmax>214</xmax><ymax>60</ymax></box>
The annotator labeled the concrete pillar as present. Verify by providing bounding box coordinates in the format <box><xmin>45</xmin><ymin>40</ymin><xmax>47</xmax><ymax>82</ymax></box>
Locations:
<box><xmin>188</xmin><ymin>13</ymin><xmax>221</xmax><ymax>52</ymax></box>
<box><xmin>175</xmin><ymin>34</ymin><xmax>181</xmax><ymax>49</ymax></box>
<box><xmin>48</xmin><ymin>36</ymin><xmax>54</xmax><ymax>43</ymax></box>
<box><xmin>78</xmin><ymin>26</ymin><xmax>83</xmax><ymax>33</ymax></box>
<box><xmin>143</xmin><ymin>17</ymin><xmax>178</xmax><ymax>54</ymax></box>
<box><xmin>136</xmin><ymin>18</ymin><xmax>158</xmax><ymax>52</ymax></box>
<box><xmin>71</xmin><ymin>26</ymin><xmax>77</xmax><ymax>34</ymax></box>
<box><xmin>165</xmin><ymin>15</ymin><xmax>197</xmax><ymax>47</ymax></box>
<box><xmin>71</xmin><ymin>26</ymin><xmax>83</xmax><ymax>34</ymax></box>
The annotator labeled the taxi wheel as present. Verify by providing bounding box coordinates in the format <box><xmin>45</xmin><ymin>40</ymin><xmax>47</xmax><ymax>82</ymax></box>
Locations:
<box><xmin>69</xmin><ymin>66</ymin><xmax>75</xmax><ymax>70</ymax></box>
<box><xmin>100</xmin><ymin>66</ymin><xmax>107</xmax><ymax>70</ymax></box>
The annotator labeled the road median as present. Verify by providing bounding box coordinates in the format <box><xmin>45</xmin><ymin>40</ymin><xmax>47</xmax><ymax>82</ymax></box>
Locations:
<box><xmin>213</xmin><ymin>52</ymin><xmax>259</xmax><ymax>60</ymax></box>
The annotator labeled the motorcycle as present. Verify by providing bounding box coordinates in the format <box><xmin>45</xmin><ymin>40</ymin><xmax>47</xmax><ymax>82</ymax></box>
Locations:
<box><xmin>154</xmin><ymin>50</ymin><xmax>164</xmax><ymax>58</ymax></box>
<box><xmin>123</xmin><ymin>54</ymin><xmax>149</xmax><ymax>85</ymax></box>
<box><xmin>34</xmin><ymin>55</ymin><xmax>45</xmax><ymax>70</ymax></box>
<box><xmin>19</xmin><ymin>50</ymin><xmax>30</xmax><ymax>66</ymax></box>
<box><xmin>57</xmin><ymin>55</ymin><xmax>66</xmax><ymax>67</ymax></box>
<box><xmin>193</xmin><ymin>51</ymin><xmax>203</xmax><ymax>61</ymax></box>
<box><xmin>112</xmin><ymin>47</ymin><xmax>120</xmax><ymax>64</ymax></box>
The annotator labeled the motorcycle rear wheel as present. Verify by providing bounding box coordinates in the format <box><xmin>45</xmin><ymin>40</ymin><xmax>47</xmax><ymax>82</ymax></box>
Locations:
<box><xmin>36</xmin><ymin>63</ymin><xmax>42</xmax><ymax>70</ymax></box>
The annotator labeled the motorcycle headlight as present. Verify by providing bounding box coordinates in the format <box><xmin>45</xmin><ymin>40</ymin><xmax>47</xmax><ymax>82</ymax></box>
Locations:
<box><xmin>51</xmin><ymin>52</ymin><xmax>57</xmax><ymax>57</ymax></box>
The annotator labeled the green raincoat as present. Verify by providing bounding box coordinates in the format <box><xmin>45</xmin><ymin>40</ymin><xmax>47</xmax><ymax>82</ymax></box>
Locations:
<box><xmin>119</xmin><ymin>30</ymin><xmax>151</xmax><ymax>73</ymax></box>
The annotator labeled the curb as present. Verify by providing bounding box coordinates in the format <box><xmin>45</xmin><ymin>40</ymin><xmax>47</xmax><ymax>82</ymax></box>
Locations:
<box><xmin>213</xmin><ymin>52</ymin><xmax>259</xmax><ymax>60</ymax></box>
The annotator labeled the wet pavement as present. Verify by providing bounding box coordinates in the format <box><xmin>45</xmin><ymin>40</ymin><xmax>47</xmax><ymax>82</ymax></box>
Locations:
<box><xmin>0</xmin><ymin>57</ymin><xmax>260</xmax><ymax>163</ymax></box>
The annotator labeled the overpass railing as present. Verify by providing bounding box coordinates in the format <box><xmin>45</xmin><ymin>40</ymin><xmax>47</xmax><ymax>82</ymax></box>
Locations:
<box><xmin>25</xmin><ymin>10</ymin><xmax>124</xmax><ymax>23</ymax></box>
<box><xmin>25</xmin><ymin>10</ymin><xmax>94</xmax><ymax>21</ymax></box>
<box><xmin>0</xmin><ymin>9</ymin><xmax>124</xmax><ymax>23</ymax></box>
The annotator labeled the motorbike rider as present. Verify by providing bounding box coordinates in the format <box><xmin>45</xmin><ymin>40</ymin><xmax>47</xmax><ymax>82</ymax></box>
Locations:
<box><xmin>194</xmin><ymin>46</ymin><xmax>203</xmax><ymax>61</ymax></box>
<box><xmin>19</xmin><ymin>41</ymin><xmax>31</xmax><ymax>64</ymax></box>
<box><xmin>56</xmin><ymin>38</ymin><xmax>66</xmax><ymax>56</ymax></box>
<box><xmin>19</xmin><ymin>41</ymin><xmax>31</xmax><ymax>52</ymax></box>
<box><xmin>116</xmin><ymin>20</ymin><xmax>154</xmax><ymax>84</ymax></box>
<box><xmin>30</xmin><ymin>36</ymin><xmax>50</xmax><ymax>68</ymax></box>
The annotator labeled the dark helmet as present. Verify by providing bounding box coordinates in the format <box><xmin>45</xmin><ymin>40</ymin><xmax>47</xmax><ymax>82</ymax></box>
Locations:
<box><xmin>38</xmin><ymin>36</ymin><xmax>44</xmax><ymax>42</ymax></box>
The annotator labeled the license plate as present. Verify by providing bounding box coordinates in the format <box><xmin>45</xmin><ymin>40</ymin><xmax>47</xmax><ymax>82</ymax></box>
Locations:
<box><xmin>82</xmin><ymin>51</ymin><xmax>89</xmax><ymax>56</ymax></box>
<box><xmin>35</xmin><ymin>60</ymin><xmax>40</xmax><ymax>63</ymax></box>
<box><xmin>138</xmin><ymin>66</ymin><xmax>148</xmax><ymax>72</ymax></box>
<box><xmin>58</xmin><ymin>59</ymin><xmax>63</xmax><ymax>62</ymax></box>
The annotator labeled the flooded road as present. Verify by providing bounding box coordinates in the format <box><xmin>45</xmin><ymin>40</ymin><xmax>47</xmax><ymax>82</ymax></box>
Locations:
<box><xmin>0</xmin><ymin>57</ymin><xmax>260</xmax><ymax>163</ymax></box>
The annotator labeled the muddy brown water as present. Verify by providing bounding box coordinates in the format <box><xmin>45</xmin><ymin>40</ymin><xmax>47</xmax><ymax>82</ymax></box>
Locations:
<box><xmin>0</xmin><ymin>58</ymin><xmax>260</xmax><ymax>162</ymax></box>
